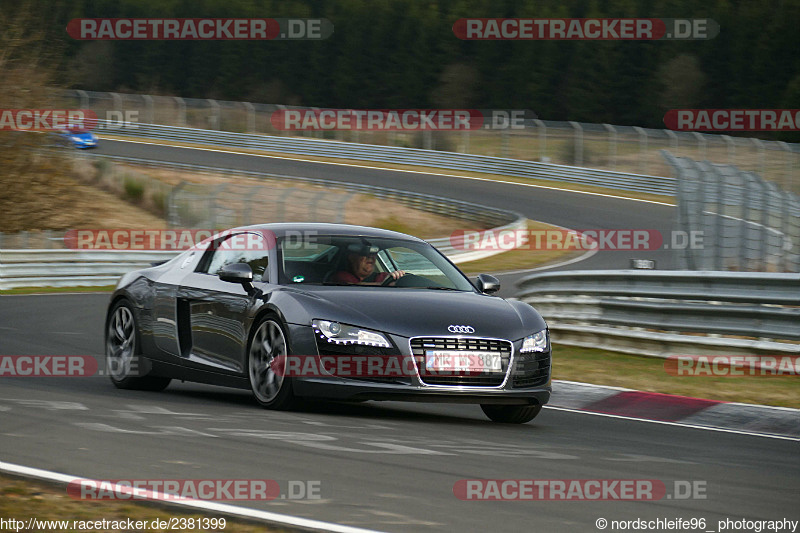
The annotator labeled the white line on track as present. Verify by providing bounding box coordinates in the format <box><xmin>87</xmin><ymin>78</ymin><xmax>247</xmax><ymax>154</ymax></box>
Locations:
<box><xmin>0</xmin><ymin>460</ymin><xmax>385</xmax><ymax>533</ymax></box>
<box><xmin>543</xmin><ymin>406</ymin><xmax>800</xmax><ymax>442</ymax></box>
<box><xmin>101</xmin><ymin>137</ymin><xmax>677</xmax><ymax>206</ymax></box>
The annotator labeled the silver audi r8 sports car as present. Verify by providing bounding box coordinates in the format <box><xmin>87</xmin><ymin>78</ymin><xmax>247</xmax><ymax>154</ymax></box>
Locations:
<box><xmin>105</xmin><ymin>223</ymin><xmax>551</xmax><ymax>423</ymax></box>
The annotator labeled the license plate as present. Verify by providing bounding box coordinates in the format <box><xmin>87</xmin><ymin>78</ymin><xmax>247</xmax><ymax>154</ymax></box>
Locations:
<box><xmin>425</xmin><ymin>350</ymin><xmax>502</xmax><ymax>372</ymax></box>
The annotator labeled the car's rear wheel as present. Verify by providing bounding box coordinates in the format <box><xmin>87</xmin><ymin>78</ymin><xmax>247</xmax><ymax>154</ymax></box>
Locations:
<box><xmin>248</xmin><ymin>316</ymin><xmax>297</xmax><ymax>410</ymax></box>
<box><xmin>480</xmin><ymin>404</ymin><xmax>542</xmax><ymax>424</ymax></box>
<box><xmin>106</xmin><ymin>300</ymin><xmax>171</xmax><ymax>391</ymax></box>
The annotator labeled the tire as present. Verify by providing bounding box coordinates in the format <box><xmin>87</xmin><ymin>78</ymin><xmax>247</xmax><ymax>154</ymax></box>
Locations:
<box><xmin>106</xmin><ymin>300</ymin><xmax>171</xmax><ymax>391</ymax></box>
<box><xmin>247</xmin><ymin>316</ymin><xmax>297</xmax><ymax>410</ymax></box>
<box><xmin>480</xmin><ymin>404</ymin><xmax>542</xmax><ymax>424</ymax></box>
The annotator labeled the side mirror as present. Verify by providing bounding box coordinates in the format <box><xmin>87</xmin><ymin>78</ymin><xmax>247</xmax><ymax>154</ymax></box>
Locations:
<box><xmin>476</xmin><ymin>273</ymin><xmax>500</xmax><ymax>295</ymax></box>
<box><xmin>219</xmin><ymin>263</ymin><xmax>255</xmax><ymax>293</ymax></box>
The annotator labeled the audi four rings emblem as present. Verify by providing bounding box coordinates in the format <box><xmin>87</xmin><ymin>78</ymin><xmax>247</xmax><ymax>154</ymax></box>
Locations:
<box><xmin>448</xmin><ymin>325</ymin><xmax>475</xmax><ymax>334</ymax></box>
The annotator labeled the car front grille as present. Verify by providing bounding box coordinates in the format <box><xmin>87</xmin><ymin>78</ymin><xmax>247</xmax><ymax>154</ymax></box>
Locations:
<box><xmin>410</xmin><ymin>337</ymin><xmax>512</xmax><ymax>387</ymax></box>
<box><xmin>512</xmin><ymin>351</ymin><xmax>550</xmax><ymax>388</ymax></box>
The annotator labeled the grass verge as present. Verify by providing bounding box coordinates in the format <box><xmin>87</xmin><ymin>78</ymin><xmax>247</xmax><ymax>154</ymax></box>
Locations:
<box><xmin>0</xmin><ymin>286</ymin><xmax>116</xmax><ymax>295</ymax></box>
<box><xmin>458</xmin><ymin>220</ymin><xmax>585</xmax><ymax>274</ymax></box>
<box><xmin>0</xmin><ymin>474</ymin><xmax>288</xmax><ymax>532</ymax></box>
<box><xmin>553</xmin><ymin>344</ymin><xmax>800</xmax><ymax>409</ymax></box>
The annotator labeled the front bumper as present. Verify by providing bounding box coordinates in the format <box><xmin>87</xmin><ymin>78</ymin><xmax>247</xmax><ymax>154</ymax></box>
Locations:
<box><xmin>288</xmin><ymin>324</ymin><xmax>552</xmax><ymax>406</ymax></box>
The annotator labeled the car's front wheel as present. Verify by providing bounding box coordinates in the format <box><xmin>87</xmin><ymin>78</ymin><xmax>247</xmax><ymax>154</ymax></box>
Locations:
<box><xmin>480</xmin><ymin>404</ymin><xmax>542</xmax><ymax>424</ymax></box>
<box><xmin>248</xmin><ymin>316</ymin><xmax>297</xmax><ymax>410</ymax></box>
<box><xmin>106</xmin><ymin>300</ymin><xmax>171</xmax><ymax>391</ymax></box>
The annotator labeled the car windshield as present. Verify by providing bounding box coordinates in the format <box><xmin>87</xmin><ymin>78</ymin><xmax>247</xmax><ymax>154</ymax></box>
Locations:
<box><xmin>279</xmin><ymin>234</ymin><xmax>475</xmax><ymax>291</ymax></box>
<box><xmin>67</xmin><ymin>128</ymin><xmax>89</xmax><ymax>134</ymax></box>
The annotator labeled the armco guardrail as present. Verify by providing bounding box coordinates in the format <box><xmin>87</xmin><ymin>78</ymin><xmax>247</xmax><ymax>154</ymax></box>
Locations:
<box><xmin>517</xmin><ymin>270</ymin><xmax>800</xmax><ymax>357</ymax></box>
<box><xmin>96</xmin><ymin>121</ymin><xmax>677</xmax><ymax>196</ymax></box>
<box><xmin>0</xmin><ymin>250</ymin><xmax>178</xmax><ymax>289</ymax></box>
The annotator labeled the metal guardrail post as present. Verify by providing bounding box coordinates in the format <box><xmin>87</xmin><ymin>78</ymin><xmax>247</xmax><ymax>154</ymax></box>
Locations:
<box><xmin>75</xmin><ymin>89</ymin><xmax>88</xmax><ymax>110</ymax></box>
<box><xmin>753</xmin><ymin>173</ymin><xmax>768</xmax><ymax>269</ymax></box>
<box><xmin>603</xmin><ymin>124</ymin><xmax>617</xmax><ymax>170</ymax></box>
<box><xmin>751</xmin><ymin>137</ymin><xmax>765</xmax><ymax>178</ymax></box>
<box><xmin>778</xmin><ymin>141</ymin><xmax>793</xmax><ymax>192</ymax></box>
<box><xmin>533</xmin><ymin>119</ymin><xmax>546</xmax><ymax>162</ymax></box>
<box><xmin>569</xmin><ymin>121</ymin><xmax>583</xmax><ymax>166</ymax></box>
<box><xmin>111</xmin><ymin>92</ymin><xmax>122</xmax><ymax>115</ymax></box>
<box><xmin>174</xmin><ymin>97</ymin><xmax>186</xmax><ymax>127</ymax></box>
<box><xmin>460</xmin><ymin>129</ymin><xmax>469</xmax><ymax>154</ymax></box>
<box><xmin>721</xmin><ymin>135</ymin><xmax>735</xmax><ymax>166</ymax></box>
<box><xmin>168</xmin><ymin>181</ymin><xmax>187</xmax><ymax>227</ymax></box>
<box><xmin>207</xmin><ymin>99</ymin><xmax>220</xmax><ymax>130</ymax></box>
<box><xmin>633</xmin><ymin>126</ymin><xmax>647</xmax><ymax>175</ymax></box>
<box><xmin>423</xmin><ymin>130</ymin><xmax>432</xmax><ymax>150</ymax></box>
<box><xmin>243</xmin><ymin>102</ymin><xmax>255</xmax><ymax>133</ymax></box>
<box><xmin>741</xmin><ymin>172</ymin><xmax>755</xmax><ymax>270</ymax></box>
<box><xmin>692</xmin><ymin>132</ymin><xmax>706</xmax><ymax>160</ymax></box>
<box><xmin>665</xmin><ymin>129</ymin><xmax>678</xmax><ymax>152</ymax></box>
<box><xmin>142</xmin><ymin>94</ymin><xmax>155</xmax><ymax>124</ymax></box>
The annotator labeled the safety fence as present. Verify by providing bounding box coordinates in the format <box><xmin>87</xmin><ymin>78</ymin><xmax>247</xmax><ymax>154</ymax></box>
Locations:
<box><xmin>64</xmin><ymin>90</ymin><xmax>800</xmax><ymax>192</ymax></box>
<box><xmin>88</xmin><ymin>119</ymin><xmax>676</xmax><ymax>196</ymax></box>
<box><xmin>664</xmin><ymin>151</ymin><xmax>800</xmax><ymax>272</ymax></box>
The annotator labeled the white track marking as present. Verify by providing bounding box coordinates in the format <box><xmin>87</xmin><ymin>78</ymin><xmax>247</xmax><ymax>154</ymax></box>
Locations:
<box><xmin>543</xmin><ymin>406</ymin><xmax>800</xmax><ymax>442</ymax></box>
<box><xmin>0</xmin><ymin>460</ymin><xmax>386</xmax><ymax>533</ymax></box>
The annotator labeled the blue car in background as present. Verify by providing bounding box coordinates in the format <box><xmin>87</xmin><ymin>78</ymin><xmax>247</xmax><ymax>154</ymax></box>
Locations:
<box><xmin>58</xmin><ymin>127</ymin><xmax>98</xmax><ymax>149</ymax></box>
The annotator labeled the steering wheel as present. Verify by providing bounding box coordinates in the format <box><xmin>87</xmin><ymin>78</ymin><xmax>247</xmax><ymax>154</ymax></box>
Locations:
<box><xmin>381</xmin><ymin>272</ymin><xmax>407</xmax><ymax>286</ymax></box>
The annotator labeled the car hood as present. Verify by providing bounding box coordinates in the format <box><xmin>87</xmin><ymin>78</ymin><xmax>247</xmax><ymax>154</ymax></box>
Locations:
<box><xmin>282</xmin><ymin>286</ymin><xmax>544</xmax><ymax>340</ymax></box>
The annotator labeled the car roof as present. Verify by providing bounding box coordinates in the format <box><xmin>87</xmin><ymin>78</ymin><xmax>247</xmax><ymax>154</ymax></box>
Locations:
<box><xmin>228</xmin><ymin>223</ymin><xmax>427</xmax><ymax>243</ymax></box>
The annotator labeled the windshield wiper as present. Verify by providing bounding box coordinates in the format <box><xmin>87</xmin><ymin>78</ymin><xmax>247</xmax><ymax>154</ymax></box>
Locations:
<box><xmin>422</xmin><ymin>286</ymin><xmax>461</xmax><ymax>291</ymax></box>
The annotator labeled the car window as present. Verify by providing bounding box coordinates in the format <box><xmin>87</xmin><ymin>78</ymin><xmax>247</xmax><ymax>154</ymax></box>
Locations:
<box><xmin>203</xmin><ymin>232</ymin><xmax>271</xmax><ymax>282</ymax></box>
<box><xmin>386</xmin><ymin>246</ymin><xmax>457</xmax><ymax>288</ymax></box>
<box><xmin>282</xmin><ymin>241</ymin><xmax>338</xmax><ymax>262</ymax></box>
<box><xmin>277</xmin><ymin>235</ymin><xmax>474</xmax><ymax>290</ymax></box>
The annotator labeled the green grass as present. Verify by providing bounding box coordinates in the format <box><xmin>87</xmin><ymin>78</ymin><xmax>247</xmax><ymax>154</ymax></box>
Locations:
<box><xmin>554</xmin><ymin>344</ymin><xmax>800</xmax><ymax>408</ymax></box>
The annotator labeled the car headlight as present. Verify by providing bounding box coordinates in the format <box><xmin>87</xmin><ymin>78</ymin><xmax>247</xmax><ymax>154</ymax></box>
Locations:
<box><xmin>312</xmin><ymin>319</ymin><xmax>391</xmax><ymax>348</ymax></box>
<box><xmin>520</xmin><ymin>329</ymin><xmax>548</xmax><ymax>353</ymax></box>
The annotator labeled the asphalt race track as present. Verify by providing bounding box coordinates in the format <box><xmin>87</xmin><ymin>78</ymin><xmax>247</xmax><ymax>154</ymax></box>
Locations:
<box><xmin>2</xmin><ymin>143</ymin><xmax>797</xmax><ymax>532</ymax></box>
